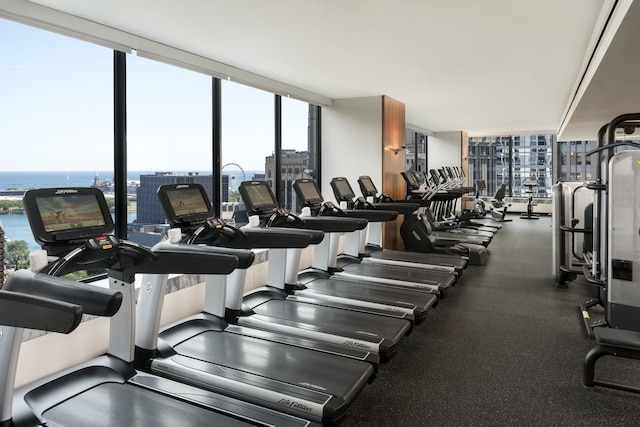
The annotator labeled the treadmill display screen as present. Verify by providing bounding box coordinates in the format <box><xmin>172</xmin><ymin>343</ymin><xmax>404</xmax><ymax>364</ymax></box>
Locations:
<box><xmin>332</xmin><ymin>179</ymin><xmax>355</xmax><ymax>199</ymax></box>
<box><xmin>166</xmin><ymin>187</ymin><xmax>210</xmax><ymax>217</ymax></box>
<box><xmin>296</xmin><ymin>181</ymin><xmax>322</xmax><ymax>202</ymax></box>
<box><xmin>36</xmin><ymin>194</ymin><xmax>106</xmax><ymax>232</ymax></box>
<box><xmin>239</xmin><ymin>181</ymin><xmax>279</xmax><ymax>214</ymax></box>
<box><xmin>359</xmin><ymin>177</ymin><xmax>377</xmax><ymax>196</ymax></box>
<box><xmin>244</xmin><ymin>184</ymin><xmax>276</xmax><ymax>208</ymax></box>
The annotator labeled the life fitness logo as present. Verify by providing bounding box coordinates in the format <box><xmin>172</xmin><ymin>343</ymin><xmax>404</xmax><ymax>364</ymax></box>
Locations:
<box><xmin>176</xmin><ymin>185</ymin><xmax>190</xmax><ymax>189</ymax></box>
<box><xmin>54</xmin><ymin>189</ymin><xmax>79</xmax><ymax>195</ymax></box>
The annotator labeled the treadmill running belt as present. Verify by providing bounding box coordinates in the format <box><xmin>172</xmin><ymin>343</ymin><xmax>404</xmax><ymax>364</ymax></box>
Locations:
<box><xmin>343</xmin><ymin>263</ymin><xmax>456</xmax><ymax>287</ymax></box>
<box><xmin>43</xmin><ymin>383</ymin><xmax>251</xmax><ymax>427</ymax></box>
<box><xmin>173</xmin><ymin>331</ymin><xmax>372</xmax><ymax>401</ymax></box>
<box><xmin>251</xmin><ymin>299</ymin><xmax>409</xmax><ymax>341</ymax></box>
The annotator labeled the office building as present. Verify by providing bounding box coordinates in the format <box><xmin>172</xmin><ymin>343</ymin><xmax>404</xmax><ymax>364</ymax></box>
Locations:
<box><xmin>136</xmin><ymin>172</ymin><xmax>214</xmax><ymax>224</ymax></box>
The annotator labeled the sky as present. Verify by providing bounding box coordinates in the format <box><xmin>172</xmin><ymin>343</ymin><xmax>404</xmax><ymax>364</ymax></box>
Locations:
<box><xmin>0</xmin><ymin>18</ymin><xmax>309</xmax><ymax>173</ymax></box>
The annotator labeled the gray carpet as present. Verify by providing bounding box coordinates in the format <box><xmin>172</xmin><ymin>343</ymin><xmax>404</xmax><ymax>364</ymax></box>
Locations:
<box><xmin>341</xmin><ymin>216</ymin><xmax>640</xmax><ymax>426</ymax></box>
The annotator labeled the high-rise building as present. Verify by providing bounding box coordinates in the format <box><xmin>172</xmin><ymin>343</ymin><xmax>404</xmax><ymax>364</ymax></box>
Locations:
<box><xmin>135</xmin><ymin>172</ymin><xmax>214</xmax><ymax>224</ymax></box>
<box><xmin>265</xmin><ymin>149</ymin><xmax>311</xmax><ymax>212</ymax></box>
<box><xmin>222</xmin><ymin>175</ymin><xmax>229</xmax><ymax>203</ymax></box>
<box><xmin>467</xmin><ymin>135</ymin><xmax>554</xmax><ymax>198</ymax></box>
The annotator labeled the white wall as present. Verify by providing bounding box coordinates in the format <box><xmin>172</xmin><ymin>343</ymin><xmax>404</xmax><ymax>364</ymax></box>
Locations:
<box><xmin>428</xmin><ymin>131</ymin><xmax>462</xmax><ymax>171</ymax></box>
<box><xmin>321</xmin><ymin>97</ymin><xmax>383</xmax><ymax>202</ymax></box>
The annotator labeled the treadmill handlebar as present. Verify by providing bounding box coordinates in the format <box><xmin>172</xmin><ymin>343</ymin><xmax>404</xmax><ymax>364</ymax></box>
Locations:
<box><xmin>342</xmin><ymin>209</ymin><xmax>398</xmax><ymax>222</ymax></box>
<box><xmin>298</xmin><ymin>216</ymin><xmax>367</xmax><ymax>233</ymax></box>
<box><xmin>0</xmin><ymin>288</ymin><xmax>83</xmax><ymax>334</ymax></box>
<box><xmin>40</xmin><ymin>235</ymin><xmax>241</xmax><ymax>283</ymax></box>
<box><xmin>3</xmin><ymin>269</ymin><xmax>122</xmax><ymax>318</ymax></box>
<box><xmin>240</xmin><ymin>227</ymin><xmax>317</xmax><ymax>249</ymax></box>
<box><xmin>145</xmin><ymin>241</ymin><xmax>241</xmax><ymax>275</ymax></box>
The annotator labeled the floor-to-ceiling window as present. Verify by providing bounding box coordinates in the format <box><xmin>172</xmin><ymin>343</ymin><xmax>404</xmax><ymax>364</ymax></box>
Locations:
<box><xmin>0</xmin><ymin>16</ymin><xmax>321</xmax><ymax>280</ymax></box>
<box><xmin>405</xmin><ymin>129</ymin><xmax>428</xmax><ymax>173</ymax></box>
<box><xmin>468</xmin><ymin>134</ymin><xmax>553</xmax><ymax>198</ymax></box>
<box><xmin>512</xmin><ymin>135</ymin><xmax>553</xmax><ymax>197</ymax></box>
<box><xmin>221</xmin><ymin>80</ymin><xmax>275</xmax><ymax>223</ymax></box>
<box><xmin>127</xmin><ymin>53</ymin><xmax>212</xmax><ymax>227</ymax></box>
<box><xmin>467</xmin><ymin>136</ymin><xmax>510</xmax><ymax>197</ymax></box>
<box><xmin>0</xmin><ymin>18</ymin><xmax>112</xmax><ymax>282</ymax></box>
<box><xmin>281</xmin><ymin>97</ymin><xmax>315</xmax><ymax>212</ymax></box>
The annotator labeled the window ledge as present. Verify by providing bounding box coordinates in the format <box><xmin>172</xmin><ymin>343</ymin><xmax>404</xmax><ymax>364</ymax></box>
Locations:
<box><xmin>20</xmin><ymin>248</ymin><xmax>269</xmax><ymax>342</ymax></box>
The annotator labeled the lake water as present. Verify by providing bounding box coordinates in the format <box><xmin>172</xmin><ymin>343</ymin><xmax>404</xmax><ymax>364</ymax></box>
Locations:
<box><xmin>0</xmin><ymin>170</ymin><xmax>255</xmax><ymax>191</ymax></box>
<box><xmin>0</xmin><ymin>214</ymin><xmax>39</xmax><ymax>251</ymax></box>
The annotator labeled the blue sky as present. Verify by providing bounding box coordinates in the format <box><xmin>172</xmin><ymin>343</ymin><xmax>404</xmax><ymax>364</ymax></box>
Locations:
<box><xmin>0</xmin><ymin>18</ymin><xmax>308</xmax><ymax>172</ymax></box>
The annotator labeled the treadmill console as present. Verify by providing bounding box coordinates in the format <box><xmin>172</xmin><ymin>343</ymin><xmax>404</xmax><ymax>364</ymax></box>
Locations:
<box><xmin>357</xmin><ymin>176</ymin><xmax>378</xmax><ymax>198</ymax></box>
<box><xmin>158</xmin><ymin>183</ymin><xmax>244</xmax><ymax>243</ymax></box>
<box><xmin>292</xmin><ymin>179</ymin><xmax>324</xmax><ymax>208</ymax></box>
<box><xmin>238</xmin><ymin>181</ymin><xmax>280</xmax><ymax>216</ymax></box>
<box><xmin>329</xmin><ymin>177</ymin><xmax>356</xmax><ymax>203</ymax></box>
<box><xmin>23</xmin><ymin>187</ymin><xmax>114</xmax><ymax>255</ymax></box>
<box><xmin>157</xmin><ymin>183</ymin><xmax>214</xmax><ymax>228</ymax></box>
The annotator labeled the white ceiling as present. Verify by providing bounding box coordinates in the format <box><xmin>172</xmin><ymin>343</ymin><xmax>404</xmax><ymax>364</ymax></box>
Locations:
<box><xmin>15</xmin><ymin>0</ymin><xmax>634</xmax><ymax>139</ymax></box>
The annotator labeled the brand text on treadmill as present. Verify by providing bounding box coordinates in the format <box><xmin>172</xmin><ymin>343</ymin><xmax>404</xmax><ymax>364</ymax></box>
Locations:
<box><xmin>277</xmin><ymin>399</ymin><xmax>313</xmax><ymax>412</ymax></box>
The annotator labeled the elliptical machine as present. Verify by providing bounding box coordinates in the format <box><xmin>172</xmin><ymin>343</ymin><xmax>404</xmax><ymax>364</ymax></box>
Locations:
<box><xmin>520</xmin><ymin>177</ymin><xmax>540</xmax><ymax>220</ymax></box>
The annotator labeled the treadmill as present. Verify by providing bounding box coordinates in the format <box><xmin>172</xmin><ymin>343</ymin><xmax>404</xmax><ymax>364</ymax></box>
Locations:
<box><xmin>137</xmin><ymin>184</ymin><xmax>410</xmax><ymax>365</ymax></box>
<box><xmin>424</xmin><ymin>170</ymin><xmax>495</xmax><ymax>242</ymax></box>
<box><xmin>440</xmin><ymin>166</ymin><xmax>494</xmax><ymax>227</ymax></box>
<box><xmin>239</xmin><ymin>181</ymin><xmax>443</xmax><ymax>323</ymax></box>
<box><xmin>6</xmin><ymin>187</ymin><xmax>318</xmax><ymax>427</ymax></box>
<box><xmin>322</xmin><ymin>178</ymin><xmax>458</xmax><ymax>296</ymax></box>
<box><xmin>320</xmin><ymin>177</ymin><xmax>468</xmax><ymax>274</ymax></box>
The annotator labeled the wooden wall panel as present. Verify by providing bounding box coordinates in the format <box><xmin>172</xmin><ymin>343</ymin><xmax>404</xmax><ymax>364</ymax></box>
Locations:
<box><xmin>381</xmin><ymin>96</ymin><xmax>406</xmax><ymax>250</ymax></box>
<box><xmin>460</xmin><ymin>131</ymin><xmax>471</xmax><ymax>210</ymax></box>
<box><xmin>461</xmin><ymin>131</ymin><xmax>469</xmax><ymax>186</ymax></box>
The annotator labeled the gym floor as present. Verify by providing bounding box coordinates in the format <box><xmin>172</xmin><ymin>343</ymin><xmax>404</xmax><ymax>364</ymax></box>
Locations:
<box><xmin>341</xmin><ymin>215</ymin><xmax>640</xmax><ymax>426</ymax></box>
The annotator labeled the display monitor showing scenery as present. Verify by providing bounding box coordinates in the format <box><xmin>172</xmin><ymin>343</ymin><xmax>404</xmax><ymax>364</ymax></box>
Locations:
<box><xmin>36</xmin><ymin>194</ymin><xmax>106</xmax><ymax>232</ymax></box>
<box><xmin>167</xmin><ymin>187</ymin><xmax>210</xmax><ymax>217</ymax></box>
<box><xmin>359</xmin><ymin>176</ymin><xmax>377</xmax><ymax>196</ymax></box>
<box><xmin>293</xmin><ymin>180</ymin><xmax>324</xmax><ymax>205</ymax></box>
<box><xmin>331</xmin><ymin>178</ymin><xmax>355</xmax><ymax>200</ymax></box>
<box><xmin>157</xmin><ymin>184</ymin><xmax>213</xmax><ymax>226</ymax></box>
<box><xmin>23</xmin><ymin>187</ymin><xmax>113</xmax><ymax>246</ymax></box>
<box><xmin>239</xmin><ymin>181</ymin><xmax>279</xmax><ymax>213</ymax></box>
